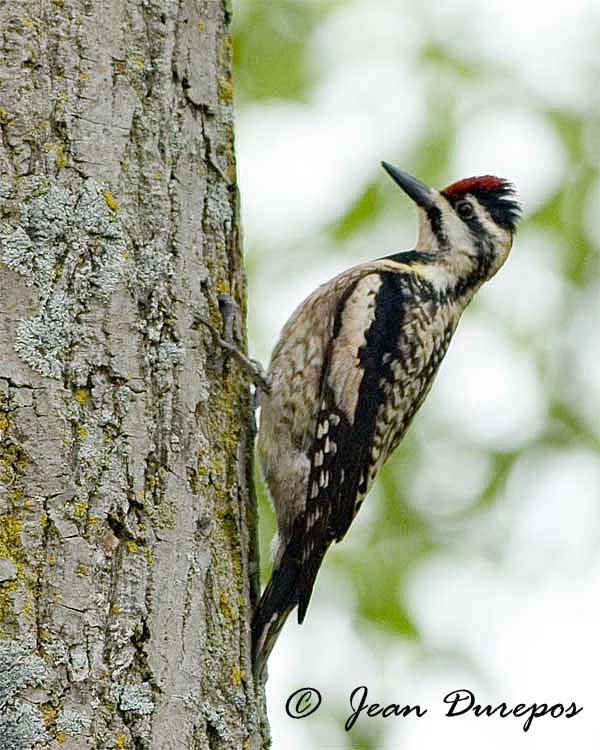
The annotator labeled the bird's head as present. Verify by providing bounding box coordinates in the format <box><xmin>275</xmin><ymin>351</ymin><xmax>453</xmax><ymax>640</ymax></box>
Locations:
<box><xmin>382</xmin><ymin>162</ymin><xmax>521</xmax><ymax>287</ymax></box>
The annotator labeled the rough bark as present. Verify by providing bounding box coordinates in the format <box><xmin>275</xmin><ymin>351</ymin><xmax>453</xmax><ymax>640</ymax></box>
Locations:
<box><xmin>0</xmin><ymin>1</ymin><xmax>267</xmax><ymax>748</ymax></box>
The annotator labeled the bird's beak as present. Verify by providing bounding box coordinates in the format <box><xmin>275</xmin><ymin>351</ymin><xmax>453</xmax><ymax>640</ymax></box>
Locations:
<box><xmin>381</xmin><ymin>162</ymin><xmax>437</xmax><ymax>210</ymax></box>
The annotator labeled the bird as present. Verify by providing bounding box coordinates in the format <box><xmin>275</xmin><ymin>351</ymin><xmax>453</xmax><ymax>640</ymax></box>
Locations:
<box><xmin>251</xmin><ymin>162</ymin><xmax>521</xmax><ymax>679</ymax></box>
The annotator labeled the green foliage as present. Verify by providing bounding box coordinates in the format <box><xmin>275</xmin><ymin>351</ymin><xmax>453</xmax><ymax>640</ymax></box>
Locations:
<box><xmin>330</xmin><ymin>181</ymin><xmax>384</xmax><ymax>242</ymax></box>
<box><xmin>233</xmin><ymin>1</ymin><xmax>335</xmax><ymax>102</ymax></box>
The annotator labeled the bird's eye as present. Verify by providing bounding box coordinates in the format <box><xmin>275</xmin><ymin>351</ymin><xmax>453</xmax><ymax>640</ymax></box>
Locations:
<box><xmin>456</xmin><ymin>201</ymin><xmax>475</xmax><ymax>220</ymax></box>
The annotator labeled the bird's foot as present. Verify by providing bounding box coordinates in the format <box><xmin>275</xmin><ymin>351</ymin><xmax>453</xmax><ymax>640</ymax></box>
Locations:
<box><xmin>217</xmin><ymin>293</ymin><xmax>271</xmax><ymax>394</ymax></box>
<box><xmin>196</xmin><ymin>293</ymin><xmax>271</xmax><ymax>396</ymax></box>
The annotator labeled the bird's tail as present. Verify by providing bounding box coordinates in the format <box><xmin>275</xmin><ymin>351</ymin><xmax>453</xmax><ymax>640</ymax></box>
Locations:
<box><xmin>251</xmin><ymin>546</ymin><xmax>300</xmax><ymax>681</ymax></box>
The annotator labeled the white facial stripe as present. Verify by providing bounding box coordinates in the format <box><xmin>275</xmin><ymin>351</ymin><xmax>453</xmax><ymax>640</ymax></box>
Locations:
<box><xmin>473</xmin><ymin>202</ymin><xmax>513</xmax><ymax>274</ymax></box>
<box><xmin>414</xmin><ymin>207</ymin><xmax>440</xmax><ymax>251</ymax></box>
<box><xmin>472</xmin><ymin>201</ymin><xmax>499</xmax><ymax>235</ymax></box>
<box><xmin>443</xmin><ymin>199</ymin><xmax>477</xmax><ymax>247</ymax></box>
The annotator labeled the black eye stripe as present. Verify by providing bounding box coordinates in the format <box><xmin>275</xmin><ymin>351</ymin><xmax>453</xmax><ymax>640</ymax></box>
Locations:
<box><xmin>425</xmin><ymin>205</ymin><xmax>449</xmax><ymax>249</ymax></box>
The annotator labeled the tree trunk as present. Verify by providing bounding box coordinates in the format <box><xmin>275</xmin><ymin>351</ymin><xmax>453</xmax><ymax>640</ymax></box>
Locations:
<box><xmin>0</xmin><ymin>1</ymin><xmax>267</xmax><ymax>748</ymax></box>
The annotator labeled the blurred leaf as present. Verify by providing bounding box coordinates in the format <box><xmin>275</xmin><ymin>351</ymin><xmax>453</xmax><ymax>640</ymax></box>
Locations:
<box><xmin>547</xmin><ymin>399</ymin><xmax>600</xmax><ymax>453</ymax></box>
<box><xmin>474</xmin><ymin>449</ymin><xmax>519</xmax><ymax>509</ymax></box>
<box><xmin>331</xmin><ymin>704</ymin><xmax>385</xmax><ymax>750</ymax></box>
<box><xmin>418</xmin><ymin>40</ymin><xmax>489</xmax><ymax>80</ymax></box>
<box><xmin>410</xmin><ymin>92</ymin><xmax>457</xmax><ymax>186</ymax></box>
<box><xmin>330</xmin><ymin>181</ymin><xmax>385</xmax><ymax>241</ymax></box>
<box><xmin>527</xmin><ymin>189</ymin><xmax>563</xmax><ymax>228</ymax></box>
<box><xmin>233</xmin><ymin>0</ymin><xmax>333</xmax><ymax>102</ymax></box>
<box><xmin>547</xmin><ymin>110</ymin><xmax>586</xmax><ymax>161</ymax></box>
<box><xmin>529</xmin><ymin>176</ymin><xmax>596</xmax><ymax>285</ymax></box>
<box><xmin>331</xmin><ymin>454</ymin><xmax>433</xmax><ymax>638</ymax></box>
<box><xmin>254</xmin><ymin>466</ymin><xmax>276</xmax><ymax>580</ymax></box>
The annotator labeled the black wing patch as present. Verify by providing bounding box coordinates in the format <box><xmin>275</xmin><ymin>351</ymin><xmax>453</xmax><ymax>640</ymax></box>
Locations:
<box><xmin>296</xmin><ymin>272</ymin><xmax>411</xmax><ymax>623</ymax></box>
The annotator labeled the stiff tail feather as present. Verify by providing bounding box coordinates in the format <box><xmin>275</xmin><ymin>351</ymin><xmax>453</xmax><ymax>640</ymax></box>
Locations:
<box><xmin>251</xmin><ymin>547</ymin><xmax>300</xmax><ymax>681</ymax></box>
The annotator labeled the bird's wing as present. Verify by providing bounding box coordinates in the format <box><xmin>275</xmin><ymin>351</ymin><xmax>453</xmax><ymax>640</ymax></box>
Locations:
<box><xmin>296</xmin><ymin>269</ymin><xmax>418</xmax><ymax>622</ymax></box>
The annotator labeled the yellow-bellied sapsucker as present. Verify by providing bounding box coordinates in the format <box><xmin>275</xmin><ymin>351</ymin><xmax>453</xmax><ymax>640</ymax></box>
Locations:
<box><xmin>252</xmin><ymin>162</ymin><xmax>521</xmax><ymax>678</ymax></box>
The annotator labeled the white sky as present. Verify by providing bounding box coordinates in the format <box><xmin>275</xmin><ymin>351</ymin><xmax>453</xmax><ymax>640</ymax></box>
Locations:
<box><xmin>234</xmin><ymin>0</ymin><xmax>600</xmax><ymax>747</ymax></box>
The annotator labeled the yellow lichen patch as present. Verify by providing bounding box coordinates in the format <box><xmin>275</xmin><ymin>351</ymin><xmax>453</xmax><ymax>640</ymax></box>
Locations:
<box><xmin>79</xmin><ymin>71</ymin><xmax>89</xmax><ymax>80</ymax></box>
<box><xmin>0</xmin><ymin>438</ymin><xmax>30</xmax><ymax>479</ymax></box>
<box><xmin>73</xmin><ymin>501</ymin><xmax>87</xmax><ymax>519</ymax></box>
<box><xmin>53</xmin><ymin>143</ymin><xmax>66</xmax><ymax>169</ymax></box>
<box><xmin>111</xmin><ymin>604</ymin><xmax>120</xmax><ymax>615</ymax></box>
<box><xmin>115</xmin><ymin>733</ymin><xmax>126</xmax><ymax>749</ymax></box>
<box><xmin>43</xmin><ymin>143</ymin><xmax>66</xmax><ymax>168</ymax></box>
<box><xmin>0</xmin><ymin>580</ymin><xmax>18</xmax><ymax>630</ymax></box>
<box><xmin>0</xmin><ymin>515</ymin><xmax>23</xmax><ymax>561</ymax></box>
<box><xmin>218</xmin><ymin>80</ymin><xmax>234</xmax><ymax>103</ymax></box>
<box><xmin>231</xmin><ymin>666</ymin><xmax>245</xmax><ymax>687</ymax></box>
<box><xmin>102</xmin><ymin>190</ymin><xmax>119</xmax><ymax>211</ymax></box>
<box><xmin>77</xmin><ymin>425</ymin><xmax>88</xmax><ymax>439</ymax></box>
<box><xmin>132</xmin><ymin>55</ymin><xmax>145</xmax><ymax>69</ymax></box>
<box><xmin>56</xmin><ymin>730</ymin><xmax>65</xmax><ymax>744</ymax></box>
<box><xmin>23</xmin><ymin>17</ymin><xmax>33</xmax><ymax>28</ymax></box>
<box><xmin>42</xmin><ymin>704</ymin><xmax>58</xmax><ymax>727</ymax></box>
<box><xmin>74</xmin><ymin>387</ymin><xmax>90</xmax><ymax>405</ymax></box>
<box><xmin>211</xmin><ymin>372</ymin><xmax>243</xmax><ymax>463</ymax></box>
<box><xmin>230</xmin><ymin>553</ymin><xmax>242</xmax><ymax>581</ymax></box>
<box><xmin>219</xmin><ymin>589</ymin><xmax>237</xmax><ymax>624</ymax></box>
<box><xmin>76</xmin><ymin>564</ymin><xmax>87</xmax><ymax>577</ymax></box>
<box><xmin>225</xmin><ymin>162</ymin><xmax>236</xmax><ymax>183</ymax></box>
<box><xmin>99</xmin><ymin>64</ymin><xmax>107</xmax><ymax>73</ymax></box>
<box><xmin>144</xmin><ymin>548</ymin><xmax>153</xmax><ymax>565</ymax></box>
<box><xmin>52</xmin><ymin>0</ymin><xmax>64</xmax><ymax>8</ymax></box>
<box><xmin>126</xmin><ymin>540</ymin><xmax>138</xmax><ymax>554</ymax></box>
<box><xmin>215</xmin><ymin>279</ymin><xmax>230</xmax><ymax>295</ymax></box>
<box><xmin>197</xmin><ymin>19</ymin><xmax>205</xmax><ymax>31</ymax></box>
<box><xmin>0</xmin><ymin>411</ymin><xmax>9</xmax><ymax>432</ymax></box>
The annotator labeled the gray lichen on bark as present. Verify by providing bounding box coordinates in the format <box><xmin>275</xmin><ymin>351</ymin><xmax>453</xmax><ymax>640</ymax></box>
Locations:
<box><xmin>0</xmin><ymin>1</ymin><xmax>267</xmax><ymax>748</ymax></box>
<box><xmin>1</xmin><ymin>179</ymin><xmax>128</xmax><ymax>378</ymax></box>
<box><xmin>0</xmin><ymin>640</ymin><xmax>48</xmax><ymax>749</ymax></box>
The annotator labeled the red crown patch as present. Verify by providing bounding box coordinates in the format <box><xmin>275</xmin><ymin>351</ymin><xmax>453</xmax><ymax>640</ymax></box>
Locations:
<box><xmin>442</xmin><ymin>175</ymin><xmax>508</xmax><ymax>196</ymax></box>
